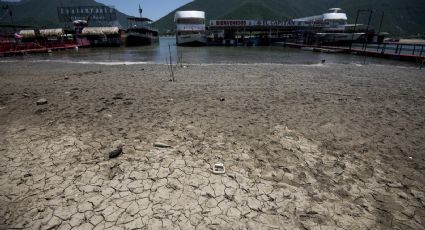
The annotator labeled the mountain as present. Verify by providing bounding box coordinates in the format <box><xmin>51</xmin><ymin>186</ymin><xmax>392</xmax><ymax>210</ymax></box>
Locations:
<box><xmin>154</xmin><ymin>0</ymin><xmax>425</xmax><ymax>35</ymax></box>
<box><xmin>0</xmin><ymin>0</ymin><xmax>130</xmax><ymax>28</ymax></box>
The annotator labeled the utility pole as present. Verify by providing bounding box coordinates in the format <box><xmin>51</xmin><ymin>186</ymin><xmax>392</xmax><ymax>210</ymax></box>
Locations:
<box><xmin>350</xmin><ymin>10</ymin><xmax>361</xmax><ymax>50</ymax></box>
<box><xmin>362</xmin><ymin>9</ymin><xmax>374</xmax><ymax>52</ymax></box>
<box><xmin>350</xmin><ymin>9</ymin><xmax>374</xmax><ymax>51</ymax></box>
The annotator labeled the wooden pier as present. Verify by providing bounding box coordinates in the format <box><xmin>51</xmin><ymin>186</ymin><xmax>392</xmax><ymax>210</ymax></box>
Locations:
<box><xmin>279</xmin><ymin>42</ymin><xmax>425</xmax><ymax>63</ymax></box>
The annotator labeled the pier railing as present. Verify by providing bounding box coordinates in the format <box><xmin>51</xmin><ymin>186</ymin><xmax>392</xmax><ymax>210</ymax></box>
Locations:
<box><xmin>351</xmin><ymin>42</ymin><xmax>425</xmax><ymax>58</ymax></box>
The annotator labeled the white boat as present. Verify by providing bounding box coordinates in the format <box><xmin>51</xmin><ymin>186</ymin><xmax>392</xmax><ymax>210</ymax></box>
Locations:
<box><xmin>315</xmin><ymin>32</ymin><xmax>365</xmax><ymax>42</ymax></box>
<box><xmin>293</xmin><ymin>8</ymin><xmax>348</xmax><ymax>29</ymax></box>
<box><xmin>294</xmin><ymin>8</ymin><xmax>365</xmax><ymax>42</ymax></box>
<box><xmin>174</xmin><ymin>11</ymin><xmax>207</xmax><ymax>46</ymax></box>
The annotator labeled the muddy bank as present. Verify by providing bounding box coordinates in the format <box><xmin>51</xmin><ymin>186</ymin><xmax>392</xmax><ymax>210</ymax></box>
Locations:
<box><xmin>0</xmin><ymin>62</ymin><xmax>424</xmax><ymax>229</ymax></box>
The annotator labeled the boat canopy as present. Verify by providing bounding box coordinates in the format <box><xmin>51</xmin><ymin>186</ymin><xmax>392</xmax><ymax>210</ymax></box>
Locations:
<box><xmin>174</xmin><ymin>11</ymin><xmax>205</xmax><ymax>22</ymax></box>
<box><xmin>19</xmin><ymin>30</ymin><xmax>36</xmax><ymax>38</ymax></box>
<box><xmin>40</xmin><ymin>29</ymin><xmax>64</xmax><ymax>37</ymax></box>
<box><xmin>82</xmin><ymin>27</ymin><xmax>120</xmax><ymax>36</ymax></box>
<box><xmin>293</xmin><ymin>8</ymin><xmax>347</xmax><ymax>22</ymax></box>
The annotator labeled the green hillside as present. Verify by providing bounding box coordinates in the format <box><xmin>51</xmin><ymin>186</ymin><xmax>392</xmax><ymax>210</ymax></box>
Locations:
<box><xmin>154</xmin><ymin>0</ymin><xmax>425</xmax><ymax>35</ymax></box>
<box><xmin>1</xmin><ymin>0</ymin><xmax>424</xmax><ymax>35</ymax></box>
<box><xmin>0</xmin><ymin>0</ymin><xmax>129</xmax><ymax>28</ymax></box>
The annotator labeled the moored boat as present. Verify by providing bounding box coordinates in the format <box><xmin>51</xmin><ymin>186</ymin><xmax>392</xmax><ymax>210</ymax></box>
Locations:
<box><xmin>174</xmin><ymin>11</ymin><xmax>207</xmax><ymax>46</ymax></box>
<box><xmin>293</xmin><ymin>8</ymin><xmax>366</xmax><ymax>43</ymax></box>
<box><xmin>125</xmin><ymin>17</ymin><xmax>159</xmax><ymax>46</ymax></box>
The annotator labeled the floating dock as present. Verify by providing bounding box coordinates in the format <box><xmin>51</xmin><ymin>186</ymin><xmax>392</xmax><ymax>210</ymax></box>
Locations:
<box><xmin>279</xmin><ymin>42</ymin><xmax>425</xmax><ymax>62</ymax></box>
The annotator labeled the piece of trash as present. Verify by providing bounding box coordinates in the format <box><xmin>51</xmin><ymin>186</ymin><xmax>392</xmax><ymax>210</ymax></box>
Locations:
<box><xmin>154</xmin><ymin>142</ymin><xmax>172</xmax><ymax>148</ymax></box>
<box><xmin>408</xmin><ymin>156</ymin><xmax>413</xmax><ymax>160</ymax></box>
<box><xmin>23</xmin><ymin>93</ymin><xmax>30</xmax><ymax>98</ymax></box>
<box><xmin>36</xmin><ymin>98</ymin><xmax>48</xmax><ymax>105</ymax></box>
<box><xmin>183</xmin><ymin>65</ymin><xmax>188</xmax><ymax>69</ymax></box>
<box><xmin>212</xmin><ymin>163</ymin><xmax>226</xmax><ymax>174</ymax></box>
<box><xmin>321</xmin><ymin>59</ymin><xmax>326</xmax><ymax>64</ymax></box>
<box><xmin>103</xmin><ymin>114</ymin><xmax>113</xmax><ymax>118</ymax></box>
<box><xmin>64</xmin><ymin>76</ymin><xmax>69</xmax><ymax>80</ymax></box>
<box><xmin>0</xmin><ymin>106</ymin><xmax>6</xmax><ymax>110</ymax></box>
<box><xmin>23</xmin><ymin>173</ymin><xmax>32</xmax><ymax>178</ymax></box>
<box><xmin>109</xmin><ymin>145</ymin><xmax>123</xmax><ymax>159</ymax></box>
<box><xmin>219</xmin><ymin>97</ymin><xmax>225</xmax><ymax>102</ymax></box>
<box><xmin>167</xmin><ymin>98</ymin><xmax>174</xmax><ymax>102</ymax></box>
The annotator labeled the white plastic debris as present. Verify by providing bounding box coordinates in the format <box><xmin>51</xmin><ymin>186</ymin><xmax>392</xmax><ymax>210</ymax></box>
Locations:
<box><xmin>212</xmin><ymin>163</ymin><xmax>226</xmax><ymax>174</ymax></box>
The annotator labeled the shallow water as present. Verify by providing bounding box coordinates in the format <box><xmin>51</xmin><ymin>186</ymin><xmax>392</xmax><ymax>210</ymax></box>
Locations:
<box><xmin>2</xmin><ymin>37</ymin><xmax>418</xmax><ymax>67</ymax></box>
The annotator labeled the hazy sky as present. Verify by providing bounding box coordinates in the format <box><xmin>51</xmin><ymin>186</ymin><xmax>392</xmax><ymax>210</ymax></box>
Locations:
<box><xmin>95</xmin><ymin>0</ymin><xmax>193</xmax><ymax>20</ymax></box>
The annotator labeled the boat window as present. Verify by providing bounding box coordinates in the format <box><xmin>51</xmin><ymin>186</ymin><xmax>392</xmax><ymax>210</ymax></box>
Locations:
<box><xmin>176</xmin><ymin>18</ymin><xmax>205</xmax><ymax>24</ymax></box>
<box><xmin>328</xmin><ymin>8</ymin><xmax>344</xmax><ymax>14</ymax></box>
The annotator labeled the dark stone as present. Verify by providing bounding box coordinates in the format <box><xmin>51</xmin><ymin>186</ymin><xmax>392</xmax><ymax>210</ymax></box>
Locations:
<box><xmin>35</xmin><ymin>108</ymin><xmax>48</xmax><ymax>114</ymax></box>
<box><xmin>23</xmin><ymin>173</ymin><xmax>32</xmax><ymax>178</ymax></box>
<box><xmin>109</xmin><ymin>145</ymin><xmax>123</xmax><ymax>159</ymax></box>
<box><xmin>113</xmin><ymin>93</ymin><xmax>124</xmax><ymax>100</ymax></box>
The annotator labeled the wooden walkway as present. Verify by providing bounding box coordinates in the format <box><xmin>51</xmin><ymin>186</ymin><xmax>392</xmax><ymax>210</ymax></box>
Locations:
<box><xmin>280</xmin><ymin>42</ymin><xmax>425</xmax><ymax>62</ymax></box>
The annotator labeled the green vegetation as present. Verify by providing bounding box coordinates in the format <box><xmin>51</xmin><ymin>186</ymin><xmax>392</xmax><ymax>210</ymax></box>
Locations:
<box><xmin>154</xmin><ymin>0</ymin><xmax>425</xmax><ymax>35</ymax></box>
<box><xmin>0</xmin><ymin>0</ymin><xmax>129</xmax><ymax>28</ymax></box>
<box><xmin>1</xmin><ymin>0</ymin><xmax>424</xmax><ymax>35</ymax></box>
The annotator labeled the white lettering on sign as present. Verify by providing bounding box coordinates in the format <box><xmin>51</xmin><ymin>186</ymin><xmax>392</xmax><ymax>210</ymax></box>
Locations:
<box><xmin>176</xmin><ymin>24</ymin><xmax>206</xmax><ymax>31</ymax></box>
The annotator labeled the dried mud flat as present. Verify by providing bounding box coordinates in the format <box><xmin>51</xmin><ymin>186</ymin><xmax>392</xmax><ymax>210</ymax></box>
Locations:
<box><xmin>0</xmin><ymin>61</ymin><xmax>424</xmax><ymax>229</ymax></box>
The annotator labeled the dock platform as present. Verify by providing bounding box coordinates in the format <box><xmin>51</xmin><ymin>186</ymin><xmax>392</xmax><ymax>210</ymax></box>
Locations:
<box><xmin>279</xmin><ymin>42</ymin><xmax>425</xmax><ymax>63</ymax></box>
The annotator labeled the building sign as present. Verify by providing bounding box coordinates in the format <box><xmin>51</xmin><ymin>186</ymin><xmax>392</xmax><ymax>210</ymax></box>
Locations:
<box><xmin>176</xmin><ymin>24</ymin><xmax>205</xmax><ymax>31</ymax></box>
<box><xmin>210</xmin><ymin>20</ymin><xmax>294</xmax><ymax>27</ymax></box>
<box><xmin>57</xmin><ymin>6</ymin><xmax>117</xmax><ymax>23</ymax></box>
<box><xmin>209</xmin><ymin>20</ymin><xmax>334</xmax><ymax>27</ymax></box>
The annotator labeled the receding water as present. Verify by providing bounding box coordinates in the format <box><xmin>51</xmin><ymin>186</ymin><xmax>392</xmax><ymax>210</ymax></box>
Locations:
<box><xmin>1</xmin><ymin>37</ymin><xmax>418</xmax><ymax>67</ymax></box>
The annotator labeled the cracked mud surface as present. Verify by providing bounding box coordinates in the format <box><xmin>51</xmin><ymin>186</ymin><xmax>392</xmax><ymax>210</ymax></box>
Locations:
<box><xmin>0</xmin><ymin>62</ymin><xmax>424</xmax><ymax>229</ymax></box>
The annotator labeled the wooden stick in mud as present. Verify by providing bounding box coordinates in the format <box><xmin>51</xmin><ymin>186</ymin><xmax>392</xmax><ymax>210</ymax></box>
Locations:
<box><xmin>168</xmin><ymin>44</ymin><xmax>175</xmax><ymax>82</ymax></box>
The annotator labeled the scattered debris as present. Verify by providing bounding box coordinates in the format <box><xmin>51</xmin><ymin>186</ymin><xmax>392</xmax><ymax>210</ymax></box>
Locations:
<box><xmin>34</xmin><ymin>108</ymin><xmax>48</xmax><ymax>114</ymax></box>
<box><xmin>36</xmin><ymin>98</ymin><xmax>48</xmax><ymax>105</ymax></box>
<box><xmin>167</xmin><ymin>98</ymin><xmax>174</xmax><ymax>102</ymax></box>
<box><xmin>109</xmin><ymin>145</ymin><xmax>123</xmax><ymax>159</ymax></box>
<box><xmin>113</xmin><ymin>93</ymin><xmax>124</xmax><ymax>100</ymax></box>
<box><xmin>23</xmin><ymin>173</ymin><xmax>32</xmax><ymax>178</ymax></box>
<box><xmin>154</xmin><ymin>142</ymin><xmax>172</xmax><ymax>148</ymax></box>
<box><xmin>212</xmin><ymin>163</ymin><xmax>226</xmax><ymax>174</ymax></box>
<box><xmin>0</xmin><ymin>106</ymin><xmax>6</xmax><ymax>110</ymax></box>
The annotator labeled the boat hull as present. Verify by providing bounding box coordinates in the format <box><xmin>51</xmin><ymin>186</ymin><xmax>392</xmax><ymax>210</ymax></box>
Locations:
<box><xmin>126</xmin><ymin>34</ymin><xmax>159</xmax><ymax>46</ymax></box>
<box><xmin>176</xmin><ymin>34</ymin><xmax>207</xmax><ymax>46</ymax></box>
<box><xmin>316</xmin><ymin>33</ymin><xmax>365</xmax><ymax>42</ymax></box>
